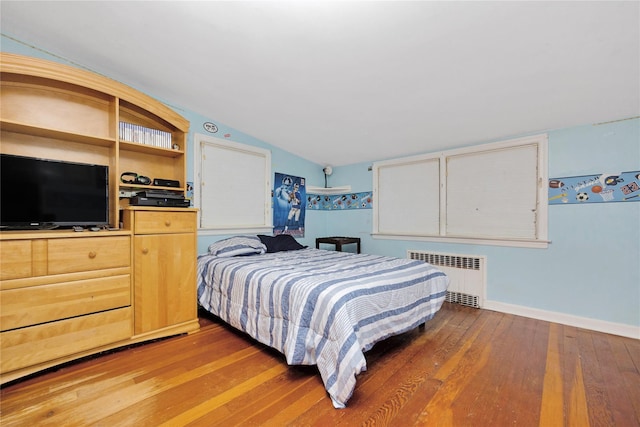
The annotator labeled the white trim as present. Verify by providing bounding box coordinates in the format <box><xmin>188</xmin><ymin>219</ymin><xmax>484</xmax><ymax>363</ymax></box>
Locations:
<box><xmin>372</xmin><ymin>232</ymin><xmax>550</xmax><ymax>249</ymax></box>
<box><xmin>484</xmin><ymin>300</ymin><xmax>640</xmax><ymax>339</ymax></box>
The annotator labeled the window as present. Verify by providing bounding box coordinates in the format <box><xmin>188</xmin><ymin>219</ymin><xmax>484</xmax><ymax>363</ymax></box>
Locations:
<box><xmin>373</xmin><ymin>134</ymin><xmax>548</xmax><ymax>248</ymax></box>
<box><xmin>194</xmin><ymin>134</ymin><xmax>272</xmax><ymax>234</ymax></box>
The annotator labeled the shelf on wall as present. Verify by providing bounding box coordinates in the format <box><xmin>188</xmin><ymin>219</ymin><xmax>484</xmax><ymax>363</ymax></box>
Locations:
<box><xmin>1</xmin><ymin>120</ymin><xmax>116</xmax><ymax>147</ymax></box>
<box><xmin>306</xmin><ymin>185</ymin><xmax>352</xmax><ymax>195</ymax></box>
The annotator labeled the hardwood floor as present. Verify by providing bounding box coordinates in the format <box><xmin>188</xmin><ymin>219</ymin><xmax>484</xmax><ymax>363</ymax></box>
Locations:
<box><xmin>1</xmin><ymin>303</ymin><xmax>638</xmax><ymax>426</ymax></box>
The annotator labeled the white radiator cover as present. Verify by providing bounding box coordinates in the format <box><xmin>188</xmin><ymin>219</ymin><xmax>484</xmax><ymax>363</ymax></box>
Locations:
<box><xmin>408</xmin><ymin>250</ymin><xmax>486</xmax><ymax>308</ymax></box>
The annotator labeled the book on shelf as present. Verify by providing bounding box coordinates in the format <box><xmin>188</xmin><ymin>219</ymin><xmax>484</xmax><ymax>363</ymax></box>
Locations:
<box><xmin>119</xmin><ymin>122</ymin><xmax>173</xmax><ymax>149</ymax></box>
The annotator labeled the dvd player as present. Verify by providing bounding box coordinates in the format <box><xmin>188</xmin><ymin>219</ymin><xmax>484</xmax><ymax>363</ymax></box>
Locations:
<box><xmin>129</xmin><ymin>196</ymin><xmax>190</xmax><ymax>207</ymax></box>
<box><xmin>137</xmin><ymin>190</ymin><xmax>184</xmax><ymax>199</ymax></box>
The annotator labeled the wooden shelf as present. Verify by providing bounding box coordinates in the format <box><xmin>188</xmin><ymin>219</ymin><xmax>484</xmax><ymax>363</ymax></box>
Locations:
<box><xmin>119</xmin><ymin>183</ymin><xmax>185</xmax><ymax>192</ymax></box>
<box><xmin>119</xmin><ymin>140</ymin><xmax>184</xmax><ymax>157</ymax></box>
<box><xmin>1</xmin><ymin>53</ymin><xmax>190</xmax><ymax>228</ymax></box>
<box><xmin>1</xmin><ymin>120</ymin><xmax>115</xmax><ymax>147</ymax></box>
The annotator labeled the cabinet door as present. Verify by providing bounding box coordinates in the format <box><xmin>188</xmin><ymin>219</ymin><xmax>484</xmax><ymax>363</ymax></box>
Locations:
<box><xmin>133</xmin><ymin>233</ymin><xmax>196</xmax><ymax>334</ymax></box>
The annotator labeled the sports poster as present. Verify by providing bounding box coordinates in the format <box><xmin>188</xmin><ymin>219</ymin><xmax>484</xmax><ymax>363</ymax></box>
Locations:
<box><xmin>548</xmin><ymin>171</ymin><xmax>640</xmax><ymax>204</ymax></box>
<box><xmin>186</xmin><ymin>181</ymin><xmax>194</xmax><ymax>207</ymax></box>
<box><xmin>273</xmin><ymin>173</ymin><xmax>306</xmax><ymax>237</ymax></box>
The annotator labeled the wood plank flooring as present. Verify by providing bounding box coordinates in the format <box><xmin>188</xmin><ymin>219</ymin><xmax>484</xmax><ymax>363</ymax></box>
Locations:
<box><xmin>1</xmin><ymin>303</ymin><xmax>638</xmax><ymax>426</ymax></box>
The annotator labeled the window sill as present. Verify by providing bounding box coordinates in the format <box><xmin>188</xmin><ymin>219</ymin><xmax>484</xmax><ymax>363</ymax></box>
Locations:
<box><xmin>371</xmin><ymin>233</ymin><xmax>550</xmax><ymax>249</ymax></box>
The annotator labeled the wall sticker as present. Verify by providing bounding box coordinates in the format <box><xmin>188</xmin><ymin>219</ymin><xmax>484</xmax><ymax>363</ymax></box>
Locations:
<box><xmin>203</xmin><ymin>122</ymin><xmax>218</xmax><ymax>133</ymax></box>
<box><xmin>548</xmin><ymin>171</ymin><xmax>640</xmax><ymax>204</ymax></box>
<box><xmin>306</xmin><ymin>191</ymin><xmax>373</xmax><ymax>210</ymax></box>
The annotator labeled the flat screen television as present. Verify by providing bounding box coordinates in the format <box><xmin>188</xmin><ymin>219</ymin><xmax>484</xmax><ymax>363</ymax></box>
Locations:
<box><xmin>1</xmin><ymin>154</ymin><xmax>109</xmax><ymax>230</ymax></box>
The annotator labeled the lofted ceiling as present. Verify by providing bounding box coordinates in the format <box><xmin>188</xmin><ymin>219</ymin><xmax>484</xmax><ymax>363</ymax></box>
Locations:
<box><xmin>1</xmin><ymin>1</ymin><xmax>638</xmax><ymax>167</ymax></box>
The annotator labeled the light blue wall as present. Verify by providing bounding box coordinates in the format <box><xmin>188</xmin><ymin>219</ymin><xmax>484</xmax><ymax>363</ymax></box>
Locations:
<box><xmin>328</xmin><ymin>119</ymin><xmax>640</xmax><ymax>327</ymax></box>
<box><xmin>3</xmin><ymin>36</ymin><xmax>638</xmax><ymax>328</ymax></box>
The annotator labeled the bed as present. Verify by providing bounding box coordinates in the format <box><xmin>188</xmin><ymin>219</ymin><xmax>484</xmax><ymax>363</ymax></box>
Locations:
<box><xmin>197</xmin><ymin>235</ymin><xmax>449</xmax><ymax>408</ymax></box>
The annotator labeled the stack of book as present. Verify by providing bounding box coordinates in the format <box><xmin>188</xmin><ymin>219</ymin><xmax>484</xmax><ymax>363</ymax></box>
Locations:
<box><xmin>119</xmin><ymin>122</ymin><xmax>173</xmax><ymax>149</ymax></box>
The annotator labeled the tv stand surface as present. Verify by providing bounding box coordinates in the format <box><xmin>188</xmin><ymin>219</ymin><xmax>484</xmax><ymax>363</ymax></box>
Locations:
<box><xmin>0</xmin><ymin>223</ymin><xmax>59</xmax><ymax>231</ymax></box>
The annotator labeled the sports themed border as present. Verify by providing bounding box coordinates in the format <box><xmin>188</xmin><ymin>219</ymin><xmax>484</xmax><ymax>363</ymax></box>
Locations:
<box><xmin>548</xmin><ymin>171</ymin><xmax>640</xmax><ymax>204</ymax></box>
<box><xmin>307</xmin><ymin>192</ymin><xmax>373</xmax><ymax>210</ymax></box>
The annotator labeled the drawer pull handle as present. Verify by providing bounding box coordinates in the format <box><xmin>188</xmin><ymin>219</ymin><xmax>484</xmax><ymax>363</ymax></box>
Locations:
<box><xmin>88</xmin><ymin>251</ymin><xmax>97</xmax><ymax>259</ymax></box>
<box><xmin>165</xmin><ymin>220</ymin><xmax>171</xmax><ymax>227</ymax></box>
<box><xmin>142</xmin><ymin>248</ymin><xmax>149</xmax><ymax>255</ymax></box>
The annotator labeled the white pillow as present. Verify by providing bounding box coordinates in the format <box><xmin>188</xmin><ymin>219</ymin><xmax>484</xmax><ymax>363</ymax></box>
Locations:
<box><xmin>208</xmin><ymin>235</ymin><xmax>266</xmax><ymax>257</ymax></box>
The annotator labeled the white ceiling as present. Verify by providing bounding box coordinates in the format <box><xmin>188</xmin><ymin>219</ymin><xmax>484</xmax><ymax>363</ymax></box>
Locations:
<box><xmin>1</xmin><ymin>1</ymin><xmax>638</xmax><ymax>167</ymax></box>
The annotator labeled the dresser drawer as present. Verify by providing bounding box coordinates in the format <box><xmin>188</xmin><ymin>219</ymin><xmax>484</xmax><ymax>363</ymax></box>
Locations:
<box><xmin>0</xmin><ymin>307</ymin><xmax>132</xmax><ymax>373</ymax></box>
<box><xmin>132</xmin><ymin>211</ymin><xmax>196</xmax><ymax>234</ymax></box>
<box><xmin>0</xmin><ymin>240</ymin><xmax>33</xmax><ymax>280</ymax></box>
<box><xmin>47</xmin><ymin>236</ymin><xmax>130</xmax><ymax>275</ymax></box>
<box><xmin>1</xmin><ymin>274</ymin><xmax>131</xmax><ymax>331</ymax></box>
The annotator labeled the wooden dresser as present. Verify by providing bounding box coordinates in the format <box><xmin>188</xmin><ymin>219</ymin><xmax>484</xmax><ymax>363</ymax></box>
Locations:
<box><xmin>0</xmin><ymin>230</ymin><xmax>133</xmax><ymax>381</ymax></box>
<box><xmin>0</xmin><ymin>53</ymin><xmax>199</xmax><ymax>384</ymax></box>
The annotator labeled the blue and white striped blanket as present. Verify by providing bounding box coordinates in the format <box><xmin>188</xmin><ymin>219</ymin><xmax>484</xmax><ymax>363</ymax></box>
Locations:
<box><xmin>197</xmin><ymin>248</ymin><xmax>448</xmax><ymax>408</ymax></box>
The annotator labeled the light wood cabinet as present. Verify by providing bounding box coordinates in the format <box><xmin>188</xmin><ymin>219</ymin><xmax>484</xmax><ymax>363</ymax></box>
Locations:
<box><xmin>123</xmin><ymin>208</ymin><xmax>198</xmax><ymax>336</ymax></box>
<box><xmin>0</xmin><ymin>54</ymin><xmax>199</xmax><ymax>384</ymax></box>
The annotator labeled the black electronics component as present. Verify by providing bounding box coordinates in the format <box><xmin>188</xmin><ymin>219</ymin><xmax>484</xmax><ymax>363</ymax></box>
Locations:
<box><xmin>129</xmin><ymin>196</ymin><xmax>190</xmax><ymax>207</ymax></box>
<box><xmin>153</xmin><ymin>178</ymin><xmax>180</xmax><ymax>187</ymax></box>
<box><xmin>137</xmin><ymin>190</ymin><xmax>184</xmax><ymax>199</ymax></box>
<box><xmin>120</xmin><ymin>172</ymin><xmax>151</xmax><ymax>185</ymax></box>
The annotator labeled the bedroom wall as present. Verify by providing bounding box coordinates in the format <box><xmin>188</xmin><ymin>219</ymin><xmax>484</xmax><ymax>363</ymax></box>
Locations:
<box><xmin>323</xmin><ymin>118</ymin><xmax>640</xmax><ymax>336</ymax></box>
<box><xmin>3</xmin><ymin>37</ymin><xmax>638</xmax><ymax>337</ymax></box>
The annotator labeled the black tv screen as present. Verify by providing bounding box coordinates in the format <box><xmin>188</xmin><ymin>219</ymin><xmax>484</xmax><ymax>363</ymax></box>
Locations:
<box><xmin>1</xmin><ymin>154</ymin><xmax>109</xmax><ymax>229</ymax></box>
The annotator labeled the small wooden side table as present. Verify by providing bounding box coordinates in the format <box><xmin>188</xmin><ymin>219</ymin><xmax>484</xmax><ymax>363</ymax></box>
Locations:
<box><xmin>316</xmin><ymin>236</ymin><xmax>361</xmax><ymax>254</ymax></box>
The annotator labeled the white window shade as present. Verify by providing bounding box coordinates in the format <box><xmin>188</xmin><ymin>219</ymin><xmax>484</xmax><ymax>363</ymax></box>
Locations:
<box><xmin>196</xmin><ymin>134</ymin><xmax>272</xmax><ymax>232</ymax></box>
<box><xmin>446</xmin><ymin>144</ymin><xmax>538</xmax><ymax>239</ymax></box>
<box><xmin>374</xmin><ymin>156</ymin><xmax>440</xmax><ymax>235</ymax></box>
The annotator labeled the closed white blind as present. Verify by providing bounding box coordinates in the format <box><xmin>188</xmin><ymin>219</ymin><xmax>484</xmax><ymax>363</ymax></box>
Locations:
<box><xmin>375</xmin><ymin>156</ymin><xmax>440</xmax><ymax>235</ymax></box>
<box><xmin>373</xmin><ymin>134</ymin><xmax>547</xmax><ymax>247</ymax></box>
<box><xmin>198</xmin><ymin>137</ymin><xmax>271</xmax><ymax>229</ymax></box>
<box><xmin>446</xmin><ymin>144</ymin><xmax>538</xmax><ymax>239</ymax></box>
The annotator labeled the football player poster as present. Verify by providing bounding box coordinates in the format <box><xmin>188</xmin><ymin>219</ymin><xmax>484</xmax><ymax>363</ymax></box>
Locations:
<box><xmin>273</xmin><ymin>172</ymin><xmax>306</xmax><ymax>237</ymax></box>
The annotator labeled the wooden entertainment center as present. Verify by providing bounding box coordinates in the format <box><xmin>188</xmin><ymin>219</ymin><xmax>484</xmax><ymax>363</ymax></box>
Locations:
<box><xmin>0</xmin><ymin>53</ymin><xmax>199</xmax><ymax>384</ymax></box>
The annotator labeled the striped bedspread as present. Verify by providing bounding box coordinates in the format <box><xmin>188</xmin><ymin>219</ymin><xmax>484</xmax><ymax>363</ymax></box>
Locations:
<box><xmin>197</xmin><ymin>248</ymin><xmax>449</xmax><ymax>408</ymax></box>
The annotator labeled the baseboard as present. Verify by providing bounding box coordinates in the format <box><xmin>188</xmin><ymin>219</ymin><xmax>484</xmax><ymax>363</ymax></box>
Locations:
<box><xmin>483</xmin><ymin>300</ymin><xmax>639</xmax><ymax>339</ymax></box>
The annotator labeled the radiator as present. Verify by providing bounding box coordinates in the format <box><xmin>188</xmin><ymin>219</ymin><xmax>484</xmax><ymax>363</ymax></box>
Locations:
<box><xmin>408</xmin><ymin>250</ymin><xmax>486</xmax><ymax>308</ymax></box>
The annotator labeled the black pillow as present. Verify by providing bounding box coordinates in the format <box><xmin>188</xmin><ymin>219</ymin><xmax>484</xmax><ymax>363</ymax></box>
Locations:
<box><xmin>258</xmin><ymin>234</ymin><xmax>307</xmax><ymax>253</ymax></box>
